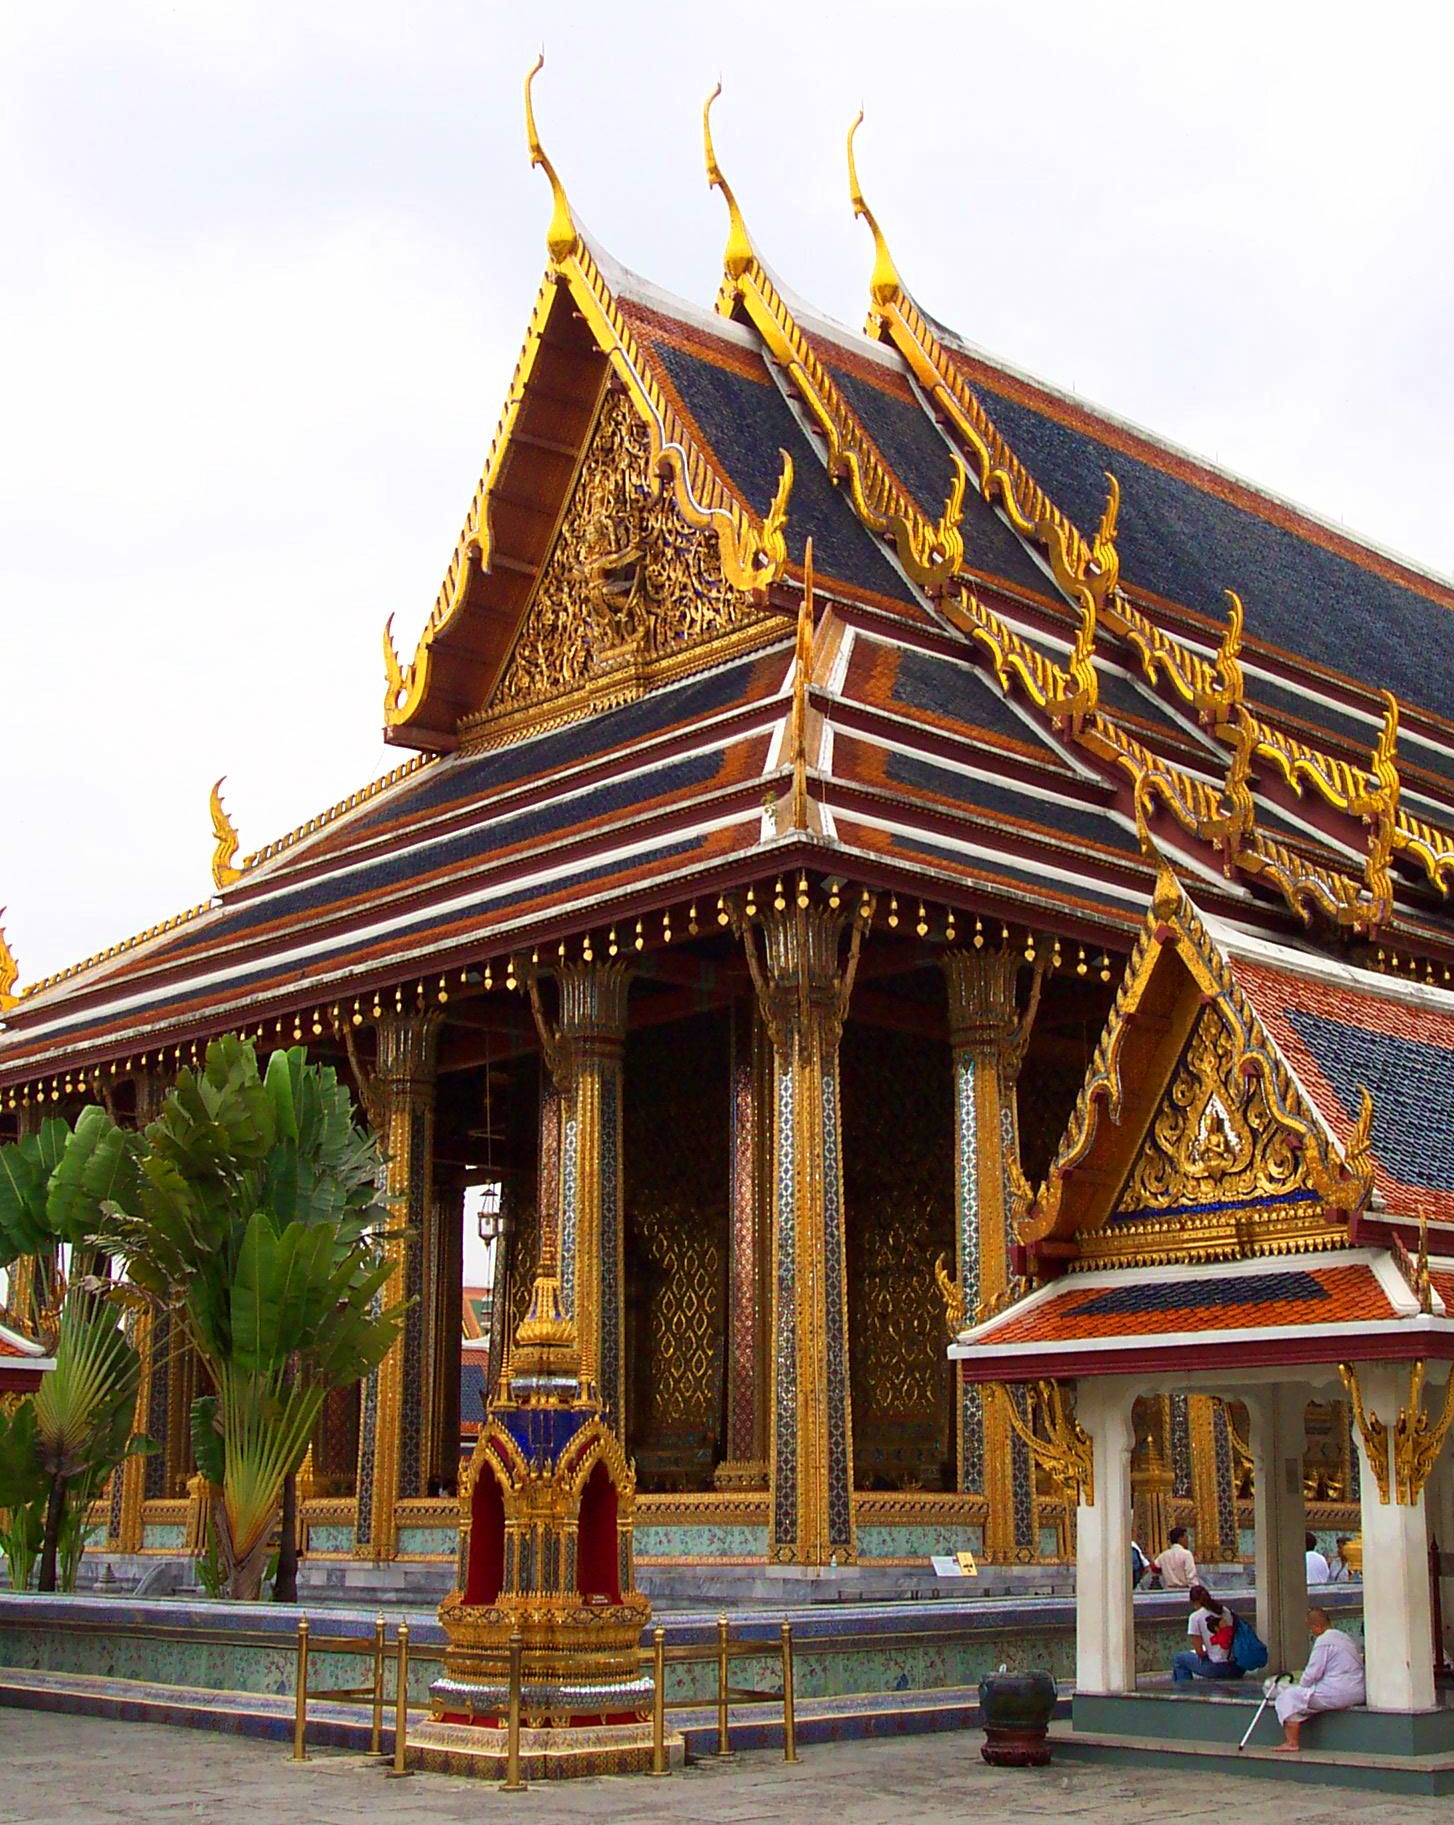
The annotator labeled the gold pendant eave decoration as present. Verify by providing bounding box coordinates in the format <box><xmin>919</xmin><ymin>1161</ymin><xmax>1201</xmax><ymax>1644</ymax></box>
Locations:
<box><xmin>988</xmin><ymin>1380</ymin><xmax>1094</xmax><ymax>1508</ymax></box>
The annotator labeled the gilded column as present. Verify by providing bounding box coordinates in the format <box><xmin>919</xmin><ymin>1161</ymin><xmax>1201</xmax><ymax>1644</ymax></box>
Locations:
<box><xmin>715</xmin><ymin>1005</ymin><xmax>771</xmax><ymax>1490</ymax></box>
<box><xmin>942</xmin><ymin>948</ymin><xmax>1038</xmax><ymax>1561</ymax></box>
<box><xmin>1188</xmin><ymin>1395</ymin><xmax>1234</xmax><ymax>1562</ymax></box>
<box><xmin>741</xmin><ymin>896</ymin><xmax>863</xmax><ymax>1566</ymax></box>
<box><xmin>354</xmin><ymin>1007</ymin><xmax>440</xmax><ymax>1560</ymax></box>
<box><xmin>543</xmin><ymin>963</ymin><xmax>631</xmax><ymax>1431</ymax></box>
<box><xmin>1131</xmin><ymin>1396</ymin><xmax>1175</xmax><ymax>1555</ymax></box>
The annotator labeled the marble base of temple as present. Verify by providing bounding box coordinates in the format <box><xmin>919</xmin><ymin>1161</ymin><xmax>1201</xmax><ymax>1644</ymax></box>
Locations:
<box><xmin>406</xmin><ymin>1716</ymin><xmax>683</xmax><ymax>1779</ymax></box>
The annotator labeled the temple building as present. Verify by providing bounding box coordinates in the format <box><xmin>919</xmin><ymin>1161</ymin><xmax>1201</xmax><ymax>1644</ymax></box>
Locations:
<box><xmin>3</xmin><ymin>67</ymin><xmax>1454</xmax><ymax>1588</ymax></box>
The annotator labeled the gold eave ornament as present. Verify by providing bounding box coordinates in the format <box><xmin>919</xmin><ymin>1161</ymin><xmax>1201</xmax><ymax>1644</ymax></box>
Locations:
<box><xmin>209</xmin><ymin>777</ymin><xmax>243</xmax><ymax>890</ymax></box>
<box><xmin>0</xmin><ymin>912</ymin><xmax>20</xmax><ymax>1013</ymax></box>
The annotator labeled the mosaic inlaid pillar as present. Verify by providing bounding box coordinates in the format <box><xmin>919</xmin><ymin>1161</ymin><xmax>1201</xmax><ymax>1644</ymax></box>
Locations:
<box><xmin>743</xmin><ymin>901</ymin><xmax>858</xmax><ymax>1566</ymax></box>
<box><xmin>110</xmin><ymin>1069</ymin><xmax>171</xmax><ymax>1551</ymax></box>
<box><xmin>943</xmin><ymin>948</ymin><xmax>1037</xmax><ymax>1560</ymax></box>
<box><xmin>424</xmin><ymin>1174</ymin><xmax>464</xmax><ymax>1492</ymax></box>
<box><xmin>550</xmin><ymin>963</ymin><xmax>631</xmax><ymax>1432</ymax></box>
<box><xmin>715</xmin><ymin>1006</ymin><xmax>771</xmax><ymax>1490</ymax></box>
<box><xmin>354</xmin><ymin>1008</ymin><xmax>440</xmax><ymax>1560</ymax></box>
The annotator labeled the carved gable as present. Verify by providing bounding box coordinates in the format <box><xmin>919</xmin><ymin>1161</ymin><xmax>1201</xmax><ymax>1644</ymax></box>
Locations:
<box><xmin>1078</xmin><ymin>1001</ymin><xmax>1345</xmax><ymax>1269</ymax></box>
<box><xmin>474</xmin><ymin>390</ymin><xmax>776</xmax><ymax>736</ymax></box>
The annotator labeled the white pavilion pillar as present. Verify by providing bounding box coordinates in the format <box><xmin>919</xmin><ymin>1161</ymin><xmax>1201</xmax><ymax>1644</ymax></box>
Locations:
<box><xmin>1353</xmin><ymin>1362</ymin><xmax>1434</xmax><ymax>1712</ymax></box>
<box><xmin>1428</xmin><ymin>1441</ymin><xmax>1454</xmax><ymax>1671</ymax></box>
<box><xmin>1075</xmin><ymin>1378</ymin><xmax>1136</xmax><ymax>1694</ymax></box>
<box><xmin>1243</xmin><ymin>1384</ymin><xmax>1309</xmax><ymax>1676</ymax></box>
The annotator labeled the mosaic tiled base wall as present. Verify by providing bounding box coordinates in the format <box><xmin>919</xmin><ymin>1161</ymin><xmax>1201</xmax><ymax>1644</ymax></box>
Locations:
<box><xmin>0</xmin><ymin>1590</ymin><xmax>1362</xmax><ymax>1716</ymax></box>
<box><xmin>856</xmin><ymin>1524</ymin><xmax>985</xmax><ymax>1560</ymax></box>
<box><xmin>634</xmin><ymin>1523</ymin><xmax>769</xmax><ymax>1559</ymax></box>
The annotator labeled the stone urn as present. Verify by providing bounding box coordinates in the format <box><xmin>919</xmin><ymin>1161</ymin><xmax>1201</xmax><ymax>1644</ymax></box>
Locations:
<box><xmin>978</xmin><ymin>1668</ymin><xmax>1056</xmax><ymax>1767</ymax></box>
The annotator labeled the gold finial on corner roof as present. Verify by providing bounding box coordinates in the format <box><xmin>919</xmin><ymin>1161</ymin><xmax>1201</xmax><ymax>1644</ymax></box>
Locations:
<box><xmin>209</xmin><ymin>777</ymin><xmax>242</xmax><ymax>891</ymax></box>
<box><xmin>524</xmin><ymin>52</ymin><xmax>578</xmax><ymax>266</ymax></box>
<box><xmin>0</xmin><ymin>910</ymin><xmax>19</xmax><ymax>1013</ymax></box>
<box><xmin>703</xmin><ymin>82</ymin><xmax>754</xmax><ymax>281</ymax></box>
<box><xmin>846</xmin><ymin>109</ymin><xmax>903</xmax><ymax>310</ymax></box>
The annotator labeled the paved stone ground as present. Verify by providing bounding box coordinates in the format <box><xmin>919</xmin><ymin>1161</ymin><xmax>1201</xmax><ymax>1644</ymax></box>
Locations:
<box><xmin>0</xmin><ymin>1710</ymin><xmax>1434</xmax><ymax>1823</ymax></box>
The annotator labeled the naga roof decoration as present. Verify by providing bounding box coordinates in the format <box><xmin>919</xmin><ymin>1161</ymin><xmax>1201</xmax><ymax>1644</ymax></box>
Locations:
<box><xmin>5</xmin><ymin>70</ymin><xmax>1454</xmax><ymax>1089</ymax></box>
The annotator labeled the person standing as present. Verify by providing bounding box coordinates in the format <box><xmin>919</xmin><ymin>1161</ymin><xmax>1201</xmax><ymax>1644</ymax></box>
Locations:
<box><xmin>1154</xmin><ymin>1526</ymin><xmax>1198</xmax><ymax>1590</ymax></box>
<box><xmin>1273</xmin><ymin>1609</ymin><xmax>1365</xmax><ymax>1751</ymax></box>
<box><xmin>1305</xmin><ymin>1532</ymin><xmax>1331</xmax><ymax>1585</ymax></box>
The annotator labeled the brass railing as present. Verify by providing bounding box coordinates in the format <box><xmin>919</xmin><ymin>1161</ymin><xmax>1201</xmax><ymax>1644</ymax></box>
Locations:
<box><xmin>290</xmin><ymin>1615</ymin><xmax>411</xmax><ymax>1775</ymax></box>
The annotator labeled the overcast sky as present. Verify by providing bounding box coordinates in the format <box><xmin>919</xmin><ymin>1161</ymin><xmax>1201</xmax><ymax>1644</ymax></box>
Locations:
<box><xmin>2</xmin><ymin>0</ymin><xmax>1451</xmax><ymax>990</ymax></box>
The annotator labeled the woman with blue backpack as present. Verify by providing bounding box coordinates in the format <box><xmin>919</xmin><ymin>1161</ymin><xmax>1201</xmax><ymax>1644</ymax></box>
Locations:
<box><xmin>1171</xmin><ymin>1585</ymin><xmax>1268</xmax><ymax>1682</ymax></box>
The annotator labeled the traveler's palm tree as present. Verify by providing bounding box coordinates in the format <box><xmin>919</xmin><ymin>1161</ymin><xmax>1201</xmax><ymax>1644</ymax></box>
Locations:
<box><xmin>97</xmin><ymin>1038</ymin><xmax>404</xmax><ymax>1600</ymax></box>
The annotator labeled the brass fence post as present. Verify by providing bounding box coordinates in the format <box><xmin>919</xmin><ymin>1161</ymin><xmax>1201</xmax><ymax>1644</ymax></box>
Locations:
<box><xmin>500</xmin><ymin>1628</ymin><xmax>527</xmax><ymax>1792</ymax></box>
<box><xmin>780</xmin><ymin>1620</ymin><xmax>798</xmax><ymax>1763</ymax></box>
<box><xmin>385</xmin><ymin>1622</ymin><xmax>413</xmax><ymax>1778</ymax></box>
<box><xmin>649</xmin><ymin>1626</ymin><xmax>669</xmax><ymax>1776</ymax></box>
<box><xmin>292</xmin><ymin>1617</ymin><xmax>309</xmax><ymax>1762</ymax></box>
<box><xmin>369</xmin><ymin>1614</ymin><xmax>386</xmax><ymax>1758</ymax></box>
<box><xmin>715</xmin><ymin>1614</ymin><xmax>734</xmax><ymax>1759</ymax></box>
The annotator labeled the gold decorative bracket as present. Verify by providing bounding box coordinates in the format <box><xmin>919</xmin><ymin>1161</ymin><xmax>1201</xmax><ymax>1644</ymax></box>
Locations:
<box><xmin>990</xmin><ymin>1380</ymin><xmax>1094</xmax><ymax>1506</ymax></box>
<box><xmin>209</xmin><ymin>778</ymin><xmax>242</xmax><ymax>891</ymax></box>
<box><xmin>933</xmin><ymin>1252</ymin><xmax>965</xmax><ymax>1340</ymax></box>
<box><xmin>1395</xmin><ymin>1360</ymin><xmax>1454</xmax><ymax>1506</ymax></box>
<box><xmin>1339</xmin><ymin>1361</ymin><xmax>1392</xmax><ymax>1504</ymax></box>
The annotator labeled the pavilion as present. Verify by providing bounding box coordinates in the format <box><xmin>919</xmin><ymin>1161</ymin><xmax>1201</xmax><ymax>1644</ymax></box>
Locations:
<box><xmin>1</xmin><ymin>65</ymin><xmax>1453</xmax><ymax>1601</ymax></box>
<box><xmin>952</xmin><ymin>870</ymin><xmax>1454</xmax><ymax>1783</ymax></box>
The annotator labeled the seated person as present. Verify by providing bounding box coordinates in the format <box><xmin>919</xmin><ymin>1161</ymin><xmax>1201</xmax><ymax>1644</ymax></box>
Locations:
<box><xmin>1154</xmin><ymin>1525</ymin><xmax>1197</xmax><ymax>1589</ymax></box>
<box><xmin>1305</xmin><ymin>1532</ymin><xmax>1331</xmax><ymax>1585</ymax></box>
<box><xmin>1171</xmin><ymin>1584</ymin><xmax>1245</xmax><ymax>1682</ymax></box>
<box><xmin>1274</xmin><ymin>1608</ymin><xmax>1365</xmax><ymax>1751</ymax></box>
<box><xmin>1327</xmin><ymin>1537</ymin><xmax>1359</xmax><ymax>1582</ymax></box>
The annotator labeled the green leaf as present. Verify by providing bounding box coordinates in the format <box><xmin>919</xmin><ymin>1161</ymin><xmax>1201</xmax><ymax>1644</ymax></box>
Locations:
<box><xmin>190</xmin><ymin>1395</ymin><xmax>225</xmax><ymax>1486</ymax></box>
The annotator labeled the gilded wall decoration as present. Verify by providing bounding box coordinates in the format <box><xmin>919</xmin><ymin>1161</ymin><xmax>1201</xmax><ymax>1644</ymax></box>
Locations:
<box><xmin>841</xmin><ymin>1025</ymin><xmax>955</xmax><ymax>1492</ymax></box>
<box><xmin>623</xmin><ymin>1016</ymin><xmax>730</xmax><ymax>1490</ymax></box>
<box><xmin>491</xmin><ymin>390</ymin><xmax>766</xmax><ymax>714</ymax></box>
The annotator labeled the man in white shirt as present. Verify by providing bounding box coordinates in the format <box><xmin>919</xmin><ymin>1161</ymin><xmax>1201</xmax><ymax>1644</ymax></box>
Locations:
<box><xmin>1304</xmin><ymin>1532</ymin><xmax>1331</xmax><ymax>1584</ymax></box>
<box><xmin>1154</xmin><ymin>1526</ymin><xmax>1197</xmax><ymax>1589</ymax></box>
<box><xmin>1274</xmin><ymin>1609</ymin><xmax>1365</xmax><ymax>1750</ymax></box>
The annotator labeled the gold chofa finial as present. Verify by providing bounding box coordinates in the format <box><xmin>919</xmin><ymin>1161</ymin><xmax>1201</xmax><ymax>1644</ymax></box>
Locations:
<box><xmin>0</xmin><ymin>910</ymin><xmax>19</xmax><ymax>1013</ymax></box>
<box><xmin>703</xmin><ymin>83</ymin><xmax>753</xmax><ymax>281</ymax></box>
<box><xmin>209</xmin><ymin>778</ymin><xmax>242</xmax><ymax>890</ymax></box>
<box><xmin>847</xmin><ymin>110</ymin><xmax>902</xmax><ymax>310</ymax></box>
<box><xmin>525</xmin><ymin>52</ymin><xmax>578</xmax><ymax>266</ymax></box>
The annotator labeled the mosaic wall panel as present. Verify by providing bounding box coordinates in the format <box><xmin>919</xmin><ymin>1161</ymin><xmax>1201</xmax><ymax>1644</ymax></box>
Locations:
<box><xmin>840</xmin><ymin>1024</ymin><xmax>955</xmax><ymax>1492</ymax></box>
<box><xmin>623</xmin><ymin>1015</ymin><xmax>729</xmax><ymax>1490</ymax></box>
<box><xmin>772</xmin><ymin>1052</ymin><xmax>798</xmax><ymax>1544</ymax></box>
<box><xmin>1169</xmin><ymin>1392</ymin><xmax>1193</xmax><ymax>1500</ymax></box>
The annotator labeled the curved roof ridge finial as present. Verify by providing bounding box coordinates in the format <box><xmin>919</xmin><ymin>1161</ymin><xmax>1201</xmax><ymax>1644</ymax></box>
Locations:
<box><xmin>524</xmin><ymin>52</ymin><xmax>578</xmax><ymax>266</ymax></box>
<box><xmin>846</xmin><ymin>109</ymin><xmax>903</xmax><ymax>312</ymax></box>
<box><xmin>0</xmin><ymin>909</ymin><xmax>19</xmax><ymax>1012</ymax></box>
<box><xmin>703</xmin><ymin>82</ymin><xmax>754</xmax><ymax>282</ymax></box>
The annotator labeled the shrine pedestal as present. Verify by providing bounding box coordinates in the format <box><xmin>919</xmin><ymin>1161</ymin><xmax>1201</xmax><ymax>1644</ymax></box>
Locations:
<box><xmin>407</xmin><ymin>1716</ymin><xmax>683</xmax><ymax>1780</ymax></box>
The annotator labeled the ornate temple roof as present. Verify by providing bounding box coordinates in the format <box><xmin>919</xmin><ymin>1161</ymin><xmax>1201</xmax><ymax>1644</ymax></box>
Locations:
<box><xmin>3</xmin><ymin>68</ymin><xmax>1454</xmax><ymax>1092</ymax></box>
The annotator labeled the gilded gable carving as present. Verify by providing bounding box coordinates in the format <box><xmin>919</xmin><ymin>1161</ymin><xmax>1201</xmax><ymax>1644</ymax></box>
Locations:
<box><xmin>1076</xmin><ymin>1001</ymin><xmax>1345</xmax><ymax>1269</ymax></box>
<box><xmin>1117</xmin><ymin>1003</ymin><xmax>1306</xmax><ymax>1214</ymax></box>
<box><xmin>488</xmin><ymin>390</ymin><xmax>769</xmax><ymax>719</ymax></box>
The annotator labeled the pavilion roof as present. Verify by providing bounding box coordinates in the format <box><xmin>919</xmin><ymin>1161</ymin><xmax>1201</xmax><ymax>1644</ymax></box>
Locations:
<box><xmin>949</xmin><ymin>1249</ymin><xmax>1454</xmax><ymax>1379</ymax></box>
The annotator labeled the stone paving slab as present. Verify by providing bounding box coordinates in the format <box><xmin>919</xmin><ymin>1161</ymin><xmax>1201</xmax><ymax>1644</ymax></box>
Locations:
<box><xmin>0</xmin><ymin>1705</ymin><xmax>1437</xmax><ymax>1822</ymax></box>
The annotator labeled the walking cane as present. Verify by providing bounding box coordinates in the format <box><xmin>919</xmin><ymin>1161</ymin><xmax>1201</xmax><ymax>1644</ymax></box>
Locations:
<box><xmin>1238</xmin><ymin>1674</ymin><xmax>1291</xmax><ymax>1751</ymax></box>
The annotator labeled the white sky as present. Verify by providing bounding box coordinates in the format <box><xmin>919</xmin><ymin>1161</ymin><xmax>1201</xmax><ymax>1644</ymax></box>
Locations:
<box><xmin>3</xmin><ymin>0</ymin><xmax>1451</xmax><ymax>988</ymax></box>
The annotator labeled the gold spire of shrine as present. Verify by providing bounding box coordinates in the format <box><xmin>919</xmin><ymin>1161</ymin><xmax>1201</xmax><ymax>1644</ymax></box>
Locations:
<box><xmin>702</xmin><ymin>83</ymin><xmax>754</xmax><ymax>285</ymax></box>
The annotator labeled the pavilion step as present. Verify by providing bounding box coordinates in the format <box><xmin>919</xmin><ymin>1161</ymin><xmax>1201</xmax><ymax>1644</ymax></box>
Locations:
<box><xmin>1051</xmin><ymin>1725</ymin><xmax>1454</xmax><ymax>1797</ymax></box>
